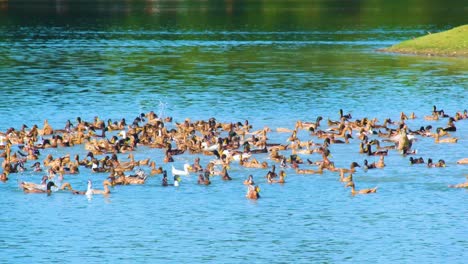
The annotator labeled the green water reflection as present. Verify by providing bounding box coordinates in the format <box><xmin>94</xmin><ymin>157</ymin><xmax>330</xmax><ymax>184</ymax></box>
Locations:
<box><xmin>1</xmin><ymin>0</ymin><xmax>466</xmax><ymax>30</ymax></box>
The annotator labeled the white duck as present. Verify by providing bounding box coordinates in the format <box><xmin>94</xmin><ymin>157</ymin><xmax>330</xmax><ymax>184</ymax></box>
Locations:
<box><xmin>85</xmin><ymin>180</ymin><xmax>93</xmax><ymax>196</ymax></box>
<box><xmin>172</xmin><ymin>164</ymin><xmax>192</xmax><ymax>176</ymax></box>
<box><xmin>202</xmin><ymin>142</ymin><xmax>219</xmax><ymax>152</ymax></box>
<box><xmin>85</xmin><ymin>179</ymin><xmax>111</xmax><ymax>195</ymax></box>
<box><xmin>222</xmin><ymin>149</ymin><xmax>251</xmax><ymax>161</ymax></box>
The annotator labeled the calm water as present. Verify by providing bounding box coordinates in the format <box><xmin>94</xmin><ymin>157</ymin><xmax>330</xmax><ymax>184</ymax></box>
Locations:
<box><xmin>0</xmin><ymin>1</ymin><xmax>467</xmax><ymax>263</ymax></box>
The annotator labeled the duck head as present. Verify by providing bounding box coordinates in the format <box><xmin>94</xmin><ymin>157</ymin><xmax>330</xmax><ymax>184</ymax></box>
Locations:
<box><xmin>46</xmin><ymin>181</ymin><xmax>56</xmax><ymax>191</ymax></box>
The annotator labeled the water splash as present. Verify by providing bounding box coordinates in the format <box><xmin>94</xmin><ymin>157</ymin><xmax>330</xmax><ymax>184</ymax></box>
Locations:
<box><xmin>158</xmin><ymin>98</ymin><xmax>169</xmax><ymax>119</ymax></box>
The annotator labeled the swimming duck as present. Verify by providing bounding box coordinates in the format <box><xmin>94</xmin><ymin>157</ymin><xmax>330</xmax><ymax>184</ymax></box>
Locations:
<box><xmin>374</xmin><ymin>155</ymin><xmax>385</xmax><ymax>168</ymax></box>
<box><xmin>86</xmin><ymin>180</ymin><xmax>111</xmax><ymax>195</ymax></box>
<box><xmin>448</xmin><ymin>182</ymin><xmax>468</xmax><ymax>188</ymax></box>
<box><xmin>339</xmin><ymin>109</ymin><xmax>352</xmax><ymax>120</ymax></box>
<box><xmin>171</xmin><ymin>164</ymin><xmax>191</xmax><ymax>176</ymax></box>
<box><xmin>363</xmin><ymin>159</ymin><xmax>377</xmax><ymax>170</ymax></box>
<box><xmin>266</xmin><ymin>164</ymin><xmax>277</xmax><ymax>178</ymax></box>
<box><xmin>442</xmin><ymin>117</ymin><xmax>456</xmax><ymax>132</ymax></box>
<box><xmin>0</xmin><ymin>172</ymin><xmax>8</xmax><ymax>182</ymax></box>
<box><xmin>161</xmin><ymin>170</ymin><xmax>169</xmax><ymax>186</ymax></box>
<box><xmin>434</xmin><ymin>132</ymin><xmax>458</xmax><ymax>144</ymax></box>
<box><xmin>339</xmin><ymin>169</ymin><xmax>353</xmax><ymax>182</ymax></box>
<box><xmin>243</xmin><ymin>175</ymin><xmax>255</xmax><ymax>185</ymax></box>
<box><xmin>448</xmin><ymin>176</ymin><xmax>468</xmax><ymax>188</ymax></box>
<box><xmin>239</xmin><ymin>157</ymin><xmax>268</xmax><ymax>169</ymax></box>
<box><xmin>22</xmin><ymin>181</ymin><xmax>56</xmax><ymax>194</ymax></box>
<box><xmin>246</xmin><ymin>183</ymin><xmax>260</xmax><ymax>199</ymax></box>
<box><xmin>276</xmin><ymin>170</ymin><xmax>286</xmax><ymax>183</ymax></box>
<box><xmin>39</xmin><ymin>119</ymin><xmax>54</xmax><ymax>135</ymax></box>
<box><xmin>123</xmin><ymin>169</ymin><xmax>147</xmax><ymax>185</ymax></box>
<box><xmin>198</xmin><ymin>171</ymin><xmax>211</xmax><ymax>185</ymax></box>
<box><xmin>365</xmin><ymin>142</ymin><xmax>388</xmax><ymax>156</ymax></box>
<box><xmin>220</xmin><ymin>165</ymin><xmax>232</xmax><ymax>181</ymax></box>
<box><xmin>330</xmin><ymin>133</ymin><xmax>352</xmax><ymax>144</ymax></box>
<box><xmin>201</xmin><ymin>142</ymin><xmax>219</xmax><ymax>152</ymax></box>
<box><xmin>338</xmin><ymin>162</ymin><xmax>360</xmax><ymax>173</ymax></box>
<box><xmin>149</xmin><ymin>161</ymin><xmax>163</xmax><ymax>175</ymax></box>
<box><xmin>395</xmin><ymin>127</ymin><xmax>413</xmax><ymax>153</ymax></box>
<box><xmin>295</xmin><ymin>164</ymin><xmax>324</xmax><ymax>174</ymax></box>
<box><xmin>173</xmin><ymin>175</ymin><xmax>181</xmax><ymax>187</ymax></box>
<box><xmin>427</xmin><ymin>158</ymin><xmax>446</xmax><ymax>168</ymax></box>
<box><xmin>345</xmin><ymin>181</ymin><xmax>377</xmax><ymax>195</ymax></box>
<box><xmin>60</xmin><ymin>182</ymin><xmax>87</xmax><ymax>195</ymax></box>
<box><xmin>409</xmin><ymin>157</ymin><xmax>425</xmax><ymax>165</ymax></box>
<box><xmin>370</xmin><ymin>139</ymin><xmax>395</xmax><ymax>150</ymax></box>
<box><xmin>20</xmin><ymin>175</ymin><xmax>49</xmax><ymax>191</ymax></box>
<box><xmin>295</xmin><ymin>116</ymin><xmax>323</xmax><ymax>131</ymax></box>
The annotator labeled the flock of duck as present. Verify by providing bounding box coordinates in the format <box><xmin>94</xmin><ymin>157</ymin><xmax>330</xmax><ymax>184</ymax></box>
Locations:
<box><xmin>0</xmin><ymin>105</ymin><xmax>467</xmax><ymax>199</ymax></box>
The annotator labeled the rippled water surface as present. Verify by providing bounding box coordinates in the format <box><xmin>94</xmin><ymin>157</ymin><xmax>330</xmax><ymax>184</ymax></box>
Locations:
<box><xmin>0</xmin><ymin>1</ymin><xmax>467</xmax><ymax>263</ymax></box>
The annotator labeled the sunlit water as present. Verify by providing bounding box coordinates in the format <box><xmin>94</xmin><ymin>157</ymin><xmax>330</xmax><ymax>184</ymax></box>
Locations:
<box><xmin>0</xmin><ymin>4</ymin><xmax>467</xmax><ymax>263</ymax></box>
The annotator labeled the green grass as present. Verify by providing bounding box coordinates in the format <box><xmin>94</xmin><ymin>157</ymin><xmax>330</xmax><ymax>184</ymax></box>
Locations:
<box><xmin>383</xmin><ymin>25</ymin><xmax>468</xmax><ymax>57</ymax></box>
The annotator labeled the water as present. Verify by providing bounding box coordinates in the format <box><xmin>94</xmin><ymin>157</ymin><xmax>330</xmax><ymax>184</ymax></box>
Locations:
<box><xmin>0</xmin><ymin>1</ymin><xmax>467</xmax><ymax>263</ymax></box>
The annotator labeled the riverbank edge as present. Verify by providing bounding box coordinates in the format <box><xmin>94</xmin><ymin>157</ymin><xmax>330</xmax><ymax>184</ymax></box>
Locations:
<box><xmin>378</xmin><ymin>25</ymin><xmax>468</xmax><ymax>58</ymax></box>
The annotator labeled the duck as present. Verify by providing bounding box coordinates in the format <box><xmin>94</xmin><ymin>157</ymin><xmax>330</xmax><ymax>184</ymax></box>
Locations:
<box><xmin>295</xmin><ymin>164</ymin><xmax>324</xmax><ymax>174</ymax></box>
<box><xmin>171</xmin><ymin>164</ymin><xmax>192</xmax><ymax>176</ymax></box>
<box><xmin>123</xmin><ymin>169</ymin><xmax>147</xmax><ymax>185</ymax></box>
<box><xmin>448</xmin><ymin>176</ymin><xmax>468</xmax><ymax>188</ymax></box>
<box><xmin>268</xmin><ymin>170</ymin><xmax>286</xmax><ymax>183</ymax></box>
<box><xmin>0</xmin><ymin>172</ymin><xmax>8</xmax><ymax>182</ymax></box>
<box><xmin>434</xmin><ymin>133</ymin><xmax>458</xmax><ymax>143</ymax></box>
<box><xmin>363</xmin><ymin>159</ymin><xmax>376</xmax><ymax>170</ymax></box>
<box><xmin>338</xmin><ymin>162</ymin><xmax>360</xmax><ymax>173</ymax></box>
<box><xmin>339</xmin><ymin>169</ymin><xmax>353</xmax><ymax>182</ymax></box>
<box><xmin>339</xmin><ymin>109</ymin><xmax>352</xmax><ymax>120</ymax></box>
<box><xmin>392</xmin><ymin>127</ymin><xmax>414</xmax><ymax>153</ymax></box>
<box><xmin>197</xmin><ymin>172</ymin><xmax>211</xmax><ymax>185</ymax></box>
<box><xmin>427</xmin><ymin>158</ymin><xmax>446</xmax><ymax>168</ymax></box>
<box><xmin>20</xmin><ymin>175</ymin><xmax>49</xmax><ymax>191</ymax></box>
<box><xmin>220</xmin><ymin>165</ymin><xmax>232</xmax><ymax>181</ymax></box>
<box><xmin>375</xmin><ymin>155</ymin><xmax>385</xmax><ymax>168</ymax></box>
<box><xmin>243</xmin><ymin>175</ymin><xmax>255</xmax><ymax>185</ymax></box>
<box><xmin>345</xmin><ymin>181</ymin><xmax>377</xmax><ymax>195</ymax></box>
<box><xmin>201</xmin><ymin>142</ymin><xmax>219</xmax><ymax>152</ymax></box>
<box><xmin>149</xmin><ymin>161</ymin><xmax>163</xmax><ymax>175</ymax></box>
<box><xmin>60</xmin><ymin>182</ymin><xmax>86</xmax><ymax>195</ymax></box>
<box><xmin>366</xmin><ymin>143</ymin><xmax>388</xmax><ymax>156</ymax></box>
<box><xmin>223</xmin><ymin>150</ymin><xmax>251</xmax><ymax>162</ymax></box>
<box><xmin>369</xmin><ymin>139</ymin><xmax>395</xmax><ymax>150</ymax></box>
<box><xmin>409</xmin><ymin>157</ymin><xmax>425</xmax><ymax>165</ymax></box>
<box><xmin>275</xmin><ymin>170</ymin><xmax>286</xmax><ymax>183</ymax></box>
<box><xmin>39</xmin><ymin>119</ymin><xmax>54</xmax><ymax>135</ymax></box>
<box><xmin>246</xmin><ymin>184</ymin><xmax>260</xmax><ymax>200</ymax></box>
<box><xmin>330</xmin><ymin>133</ymin><xmax>352</xmax><ymax>144</ymax></box>
<box><xmin>442</xmin><ymin>117</ymin><xmax>457</xmax><ymax>132</ymax></box>
<box><xmin>295</xmin><ymin>116</ymin><xmax>323</xmax><ymax>131</ymax></box>
<box><xmin>425</xmin><ymin>106</ymin><xmax>439</xmax><ymax>121</ymax></box>
<box><xmin>239</xmin><ymin>157</ymin><xmax>268</xmax><ymax>169</ymax></box>
<box><xmin>86</xmin><ymin>180</ymin><xmax>111</xmax><ymax>195</ymax></box>
<box><xmin>266</xmin><ymin>164</ymin><xmax>277</xmax><ymax>178</ymax></box>
<box><xmin>22</xmin><ymin>181</ymin><xmax>56</xmax><ymax>194</ymax></box>
<box><xmin>126</xmin><ymin>153</ymin><xmax>151</xmax><ymax>167</ymax></box>
<box><xmin>173</xmin><ymin>175</ymin><xmax>181</xmax><ymax>187</ymax></box>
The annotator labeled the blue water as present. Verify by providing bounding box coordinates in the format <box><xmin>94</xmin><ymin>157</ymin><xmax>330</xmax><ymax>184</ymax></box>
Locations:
<box><xmin>1</xmin><ymin>5</ymin><xmax>468</xmax><ymax>264</ymax></box>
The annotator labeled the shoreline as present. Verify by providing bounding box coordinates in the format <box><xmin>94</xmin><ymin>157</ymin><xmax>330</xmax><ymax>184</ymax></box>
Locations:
<box><xmin>379</xmin><ymin>25</ymin><xmax>468</xmax><ymax>58</ymax></box>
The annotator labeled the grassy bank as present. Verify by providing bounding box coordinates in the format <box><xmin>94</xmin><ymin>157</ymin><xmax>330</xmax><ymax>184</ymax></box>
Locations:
<box><xmin>382</xmin><ymin>25</ymin><xmax>467</xmax><ymax>57</ymax></box>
